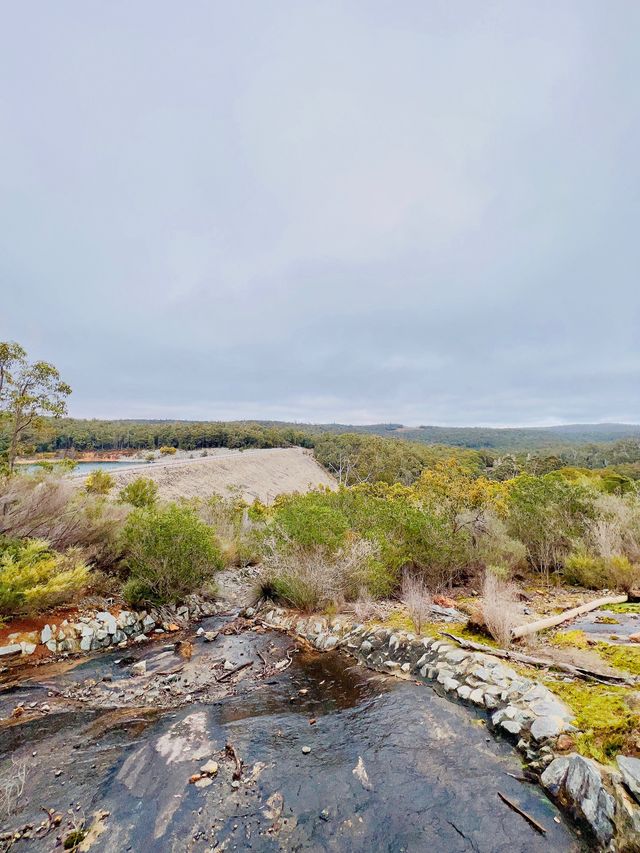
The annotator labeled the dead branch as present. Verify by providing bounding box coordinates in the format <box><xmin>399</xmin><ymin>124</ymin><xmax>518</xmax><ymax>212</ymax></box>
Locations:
<box><xmin>216</xmin><ymin>660</ymin><xmax>254</xmax><ymax>682</ymax></box>
<box><xmin>510</xmin><ymin>594</ymin><xmax>628</xmax><ymax>640</ymax></box>
<box><xmin>441</xmin><ymin>632</ymin><xmax>638</xmax><ymax>686</ymax></box>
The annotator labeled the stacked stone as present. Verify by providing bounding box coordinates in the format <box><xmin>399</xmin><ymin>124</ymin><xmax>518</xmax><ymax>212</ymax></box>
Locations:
<box><xmin>262</xmin><ymin>607</ymin><xmax>640</xmax><ymax>850</ymax></box>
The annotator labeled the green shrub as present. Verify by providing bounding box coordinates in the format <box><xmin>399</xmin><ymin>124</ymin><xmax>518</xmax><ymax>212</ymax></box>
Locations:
<box><xmin>119</xmin><ymin>477</ymin><xmax>158</xmax><ymax>508</ymax></box>
<box><xmin>159</xmin><ymin>446</ymin><xmax>177</xmax><ymax>456</ymax></box>
<box><xmin>564</xmin><ymin>553</ymin><xmax>640</xmax><ymax>591</ymax></box>
<box><xmin>0</xmin><ymin>538</ymin><xmax>89</xmax><ymax>615</ymax></box>
<box><xmin>85</xmin><ymin>469</ymin><xmax>115</xmax><ymax>495</ymax></box>
<box><xmin>120</xmin><ymin>503</ymin><xmax>223</xmax><ymax>604</ymax></box>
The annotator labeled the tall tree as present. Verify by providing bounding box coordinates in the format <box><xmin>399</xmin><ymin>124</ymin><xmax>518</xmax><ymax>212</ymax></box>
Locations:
<box><xmin>0</xmin><ymin>342</ymin><xmax>71</xmax><ymax>470</ymax></box>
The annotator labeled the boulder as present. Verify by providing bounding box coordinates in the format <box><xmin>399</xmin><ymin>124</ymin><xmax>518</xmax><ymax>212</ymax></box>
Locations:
<box><xmin>96</xmin><ymin>612</ymin><xmax>118</xmax><ymax>634</ymax></box>
<box><xmin>41</xmin><ymin>625</ymin><xmax>53</xmax><ymax>643</ymax></box>
<box><xmin>541</xmin><ymin>754</ymin><xmax>615</xmax><ymax>845</ymax></box>
<box><xmin>617</xmin><ymin>756</ymin><xmax>640</xmax><ymax>805</ymax></box>
<box><xmin>0</xmin><ymin>644</ymin><xmax>22</xmax><ymax>658</ymax></box>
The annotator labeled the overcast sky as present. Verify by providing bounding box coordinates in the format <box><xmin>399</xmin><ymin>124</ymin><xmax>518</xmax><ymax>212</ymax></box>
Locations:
<box><xmin>1</xmin><ymin>2</ymin><xmax>639</xmax><ymax>426</ymax></box>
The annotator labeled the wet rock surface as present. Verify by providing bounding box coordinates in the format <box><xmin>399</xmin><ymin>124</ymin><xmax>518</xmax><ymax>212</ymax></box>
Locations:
<box><xmin>0</xmin><ymin>616</ymin><xmax>581</xmax><ymax>852</ymax></box>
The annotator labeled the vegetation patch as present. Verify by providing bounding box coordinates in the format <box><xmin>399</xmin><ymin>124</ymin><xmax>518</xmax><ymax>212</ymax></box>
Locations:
<box><xmin>547</xmin><ymin>680</ymin><xmax>640</xmax><ymax>762</ymax></box>
<box><xmin>595</xmin><ymin>642</ymin><xmax>640</xmax><ymax>676</ymax></box>
<box><xmin>549</xmin><ymin>629</ymin><xmax>590</xmax><ymax>650</ymax></box>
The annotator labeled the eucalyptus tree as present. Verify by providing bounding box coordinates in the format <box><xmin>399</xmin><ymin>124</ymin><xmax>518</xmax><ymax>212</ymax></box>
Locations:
<box><xmin>0</xmin><ymin>341</ymin><xmax>71</xmax><ymax>471</ymax></box>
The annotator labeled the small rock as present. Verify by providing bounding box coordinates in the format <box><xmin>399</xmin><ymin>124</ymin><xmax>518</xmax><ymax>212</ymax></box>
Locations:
<box><xmin>194</xmin><ymin>777</ymin><xmax>213</xmax><ymax>788</ymax></box>
<box><xmin>629</xmin><ymin>632</ymin><xmax>640</xmax><ymax>644</ymax></box>
<box><xmin>301</xmin><ymin>746</ymin><xmax>311</xmax><ymax>754</ymax></box>
<box><xmin>200</xmin><ymin>760</ymin><xmax>219</xmax><ymax>776</ymax></box>
<box><xmin>203</xmin><ymin>631</ymin><xmax>218</xmax><ymax>642</ymax></box>
<box><xmin>617</xmin><ymin>755</ymin><xmax>640</xmax><ymax>804</ymax></box>
<box><xmin>223</xmin><ymin>660</ymin><xmax>235</xmax><ymax>671</ymax></box>
<box><xmin>196</xmin><ymin>627</ymin><xmax>204</xmax><ymax>637</ymax></box>
<box><xmin>130</xmin><ymin>661</ymin><xmax>147</xmax><ymax>677</ymax></box>
<box><xmin>556</xmin><ymin>734</ymin><xmax>576</xmax><ymax>752</ymax></box>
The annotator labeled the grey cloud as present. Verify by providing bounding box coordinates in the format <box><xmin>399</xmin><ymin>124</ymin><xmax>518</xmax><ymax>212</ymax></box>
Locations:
<box><xmin>1</xmin><ymin>1</ymin><xmax>639</xmax><ymax>426</ymax></box>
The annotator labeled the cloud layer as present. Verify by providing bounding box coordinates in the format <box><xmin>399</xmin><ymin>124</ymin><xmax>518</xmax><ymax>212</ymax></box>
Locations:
<box><xmin>1</xmin><ymin>1</ymin><xmax>639</xmax><ymax>425</ymax></box>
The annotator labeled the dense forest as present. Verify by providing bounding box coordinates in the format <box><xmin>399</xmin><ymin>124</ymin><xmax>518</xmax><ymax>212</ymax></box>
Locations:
<box><xmin>14</xmin><ymin>418</ymin><xmax>640</xmax><ymax>483</ymax></box>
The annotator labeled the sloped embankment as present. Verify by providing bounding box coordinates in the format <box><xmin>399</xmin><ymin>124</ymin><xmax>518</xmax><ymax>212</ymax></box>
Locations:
<box><xmin>108</xmin><ymin>447</ymin><xmax>336</xmax><ymax>504</ymax></box>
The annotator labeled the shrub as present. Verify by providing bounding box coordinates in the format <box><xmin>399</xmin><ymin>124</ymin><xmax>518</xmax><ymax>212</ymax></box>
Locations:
<box><xmin>85</xmin><ymin>469</ymin><xmax>115</xmax><ymax>495</ymax></box>
<box><xmin>119</xmin><ymin>477</ymin><xmax>158</xmax><ymax>508</ymax></box>
<box><xmin>401</xmin><ymin>572</ymin><xmax>432</xmax><ymax>634</ymax></box>
<box><xmin>159</xmin><ymin>446</ymin><xmax>177</xmax><ymax>456</ymax></box>
<box><xmin>564</xmin><ymin>553</ymin><xmax>640</xmax><ymax>592</ymax></box>
<box><xmin>259</xmin><ymin>537</ymin><xmax>383</xmax><ymax>612</ymax></box>
<box><xmin>0</xmin><ymin>473</ymin><xmax>127</xmax><ymax>568</ymax></box>
<box><xmin>120</xmin><ymin>503</ymin><xmax>223</xmax><ymax>604</ymax></box>
<box><xmin>199</xmin><ymin>496</ymin><xmax>261</xmax><ymax>567</ymax></box>
<box><xmin>505</xmin><ymin>473</ymin><xmax>595</xmax><ymax>576</ymax></box>
<box><xmin>480</xmin><ymin>569</ymin><xmax>521</xmax><ymax>646</ymax></box>
<box><xmin>0</xmin><ymin>539</ymin><xmax>89</xmax><ymax>615</ymax></box>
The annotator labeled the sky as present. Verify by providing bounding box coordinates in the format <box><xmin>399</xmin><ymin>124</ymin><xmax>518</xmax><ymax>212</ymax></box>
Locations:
<box><xmin>1</xmin><ymin>1</ymin><xmax>639</xmax><ymax>427</ymax></box>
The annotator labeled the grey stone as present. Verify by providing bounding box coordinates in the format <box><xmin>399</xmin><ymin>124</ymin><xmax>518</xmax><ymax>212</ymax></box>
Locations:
<box><xmin>323</xmin><ymin>636</ymin><xmax>338</xmax><ymax>651</ymax></box>
<box><xmin>40</xmin><ymin>625</ymin><xmax>53</xmax><ymax>643</ymax></box>
<box><xmin>45</xmin><ymin>640</ymin><xmax>58</xmax><ymax>652</ymax></box>
<box><xmin>20</xmin><ymin>642</ymin><xmax>37</xmax><ymax>655</ymax></box>
<box><xmin>469</xmin><ymin>688</ymin><xmax>485</xmax><ymax>706</ymax></box>
<box><xmin>443</xmin><ymin>677</ymin><xmax>460</xmax><ymax>692</ymax></box>
<box><xmin>80</xmin><ymin>636</ymin><xmax>93</xmax><ymax>652</ymax></box>
<box><xmin>457</xmin><ymin>684</ymin><xmax>472</xmax><ymax>700</ymax></box>
<box><xmin>130</xmin><ymin>660</ymin><xmax>147</xmax><ymax>676</ymax></box>
<box><xmin>541</xmin><ymin>754</ymin><xmax>615</xmax><ymax>845</ymax></box>
<box><xmin>617</xmin><ymin>755</ymin><xmax>640</xmax><ymax>804</ymax></box>
<box><xmin>360</xmin><ymin>641</ymin><xmax>372</xmax><ymax>653</ymax></box>
<box><xmin>530</xmin><ymin>715</ymin><xmax>565</xmax><ymax>741</ymax></box>
<box><xmin>0</xmin><ymin>644</ymin><xmax>22</xmax><ymax>658</ymax></box>
<box><xmin>500</xmin><ymin>720</ymin><xmax>522</xmax><ymax>736</ymax></box>
<box><xmin>96</xmin><ymin>612</ymin><xmax>118</xmax><ymax>634</ymax></box>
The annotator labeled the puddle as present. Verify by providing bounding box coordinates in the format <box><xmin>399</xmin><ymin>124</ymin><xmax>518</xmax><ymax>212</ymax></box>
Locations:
<box><xmin>0</xmin><ymin>622</ymin><xmax>585</xmax><ymax>852</ymax></box>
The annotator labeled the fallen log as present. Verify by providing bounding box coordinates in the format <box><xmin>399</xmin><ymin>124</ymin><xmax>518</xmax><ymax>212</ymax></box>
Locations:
<box><xmin>510</xmin><ymin>594</ymin><xmax>628</xmax><ymax>640</ymax></box>
<box><xmin>441</xmin><ymin>632</ymin><xmax>638</xmax><ymax>686</ymax></box>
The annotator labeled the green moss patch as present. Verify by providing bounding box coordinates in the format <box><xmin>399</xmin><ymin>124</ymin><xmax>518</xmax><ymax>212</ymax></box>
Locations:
<box><xmin>549</xmin><ymin>629</ymin><xmax>589</xmax><ymax>650</ymax></box>
<box><xmin>547</xmin><ymin>680</ymin><xmax>640</xmax><ymax>763</ymax></box>
<box><xmin>595</xmin><ymin>642</ymin><xmax>640</xmax><ymax>676</ymax></box>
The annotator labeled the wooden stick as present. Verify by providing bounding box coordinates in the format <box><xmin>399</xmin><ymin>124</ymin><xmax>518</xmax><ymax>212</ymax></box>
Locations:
<box><xmin>498</xmin><ymin>791</ymin><xmax>547</xmax><ymax>835</ymax></box>
<box><xmin>510</xmin><ymin>594</ymin><xmax>628</xmax><ymax>639</ymax></box>
<box><xmin>441</xmin><ymin>632</ymin><xmax>637</xmax><ymax>685</ymax></box>
<box><xmin>216</xmin><ymin>660</ymin><xmax>254</xmax><ymax>682</ymax></box>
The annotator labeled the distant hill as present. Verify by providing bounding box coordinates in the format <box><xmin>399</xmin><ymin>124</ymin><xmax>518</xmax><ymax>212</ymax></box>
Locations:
<box><xmin>250</xmin><ymin>421</ymin><xmax>640</xmax><ymax>450</ymax></box>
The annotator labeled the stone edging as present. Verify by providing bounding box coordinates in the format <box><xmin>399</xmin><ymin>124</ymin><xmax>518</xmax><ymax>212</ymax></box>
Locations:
<box><xmin>0</xmin><ymin>595</ymin><xmax>218</xmax><ymax>660</ymax></box>
<box><xmin>261</xmin><ymin>607</ymin><xmax>640</xmax><ymax>852</ymax></box>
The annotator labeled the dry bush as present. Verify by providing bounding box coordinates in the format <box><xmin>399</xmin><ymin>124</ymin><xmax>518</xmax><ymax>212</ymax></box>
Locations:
<box><xmin>588</xmin><ymin>494</ymin><xmax>640</xmax><ymax>563</ymax></box>
<box><xmin>481</xmin><ymin>570</ymin><xmax>521</xmax><ymax>646</ymax></box>
<box><xmin>474</xmin><ymin>513</ymin><xmax>526</xmax><ymax>572</ymax></box>
<box><xmin>351</xmin><ymin>587</ymin><xmax>381</xmax><ymax>622</ymax></box>
<box><xmin>0</xmin><ymin>473</ymin><xmax>128</xmax><ymax>568</ymax></box>
<box><xmin>401</xmin><ymin>572</ymin><xmax>432</xmax><ymax>634</ymax></box>
<box><xmin>260</xmin><ymin>536</ymin><xmax>379</xmax><ymax>612</ymax></box>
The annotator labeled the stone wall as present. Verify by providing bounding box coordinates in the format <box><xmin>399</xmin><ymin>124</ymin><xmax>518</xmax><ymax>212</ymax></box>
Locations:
<box><xmin>261</xmin><ymin>607</ymin><xmax>640</xmax><ymax>852</ymax></box>
<box><xmin>0</xmin><ymin>595</ymin><xmax>218</xmax><ymax>661</ymax></box>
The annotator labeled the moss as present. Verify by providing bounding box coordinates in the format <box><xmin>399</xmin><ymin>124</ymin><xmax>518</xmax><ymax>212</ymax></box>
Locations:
<box><xmin>605</xmin><ymin>603</ymin><xmax>640</xmax><ymax>614</ymax></box>
<box><xmin>443</xmin><ymin>621</ymin><xmax>499</xmax><ymax>647</ymax></box>
<box><xmin>595</xmin><ymin>616</ymin><xmax>620</xmax><ymax>625</ymax></box>
<box><xmin>546</xmin><ymin>680</ymin><xmax>639</xmax><ymax>763</ymax></box>
<box><xmin>64</xmin><ymin>829</ymin><xmax>86</xmax><ymax>850</ymax></box>
<box><xmin>549</xmin><ymin>629</ymin><xmax>589</xmax><ymax>650</ymax></box>
<box><xmin>595</xmin><ymin>642</ymin><xmax>640</xmax><ymax>676</ymax></box>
